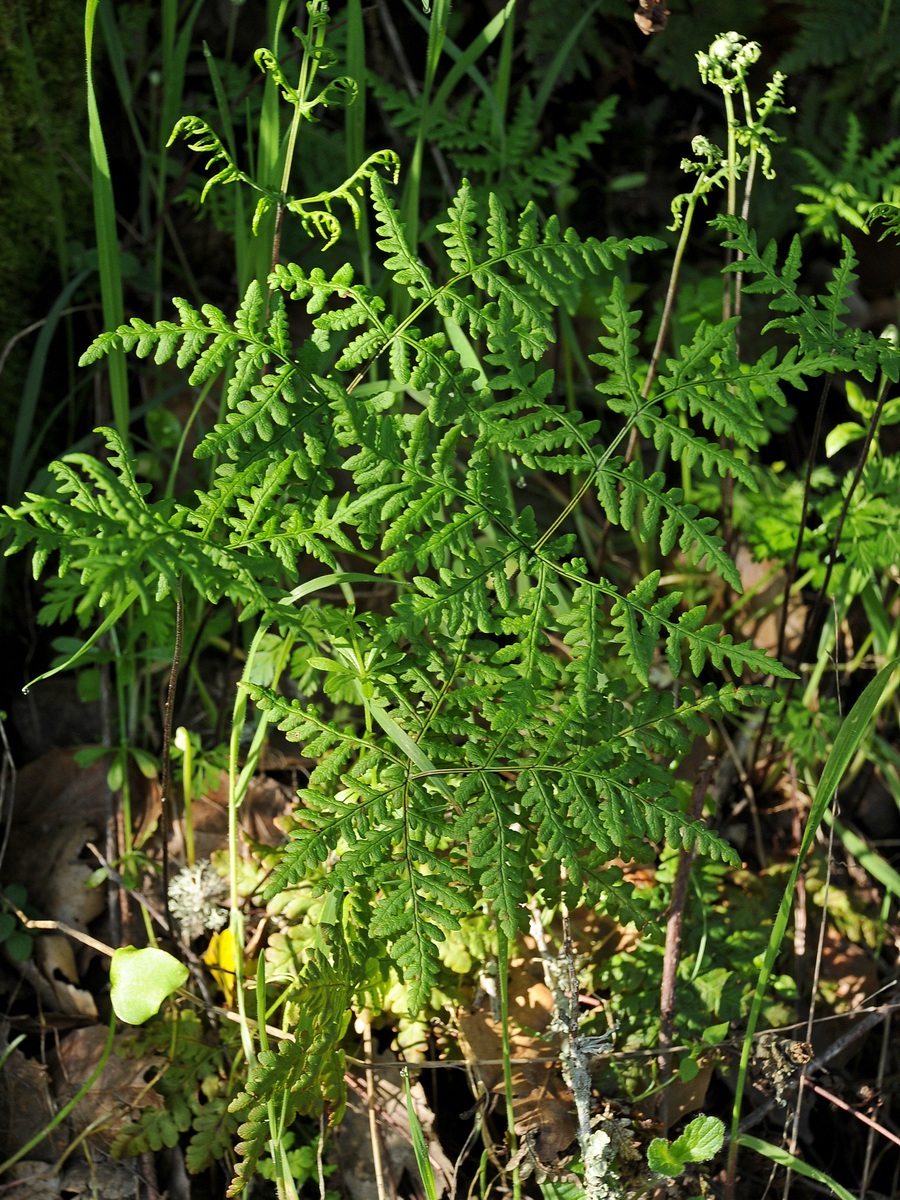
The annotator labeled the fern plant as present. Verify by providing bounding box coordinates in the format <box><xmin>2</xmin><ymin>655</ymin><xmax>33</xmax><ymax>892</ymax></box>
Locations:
<box><xmin>795</xmin><ymin>112</ymin><xmax>900</xmax><ymax>242</ymax></box>
<box><xmin>3</xmin><ymin>14</ymin><xmax>882</xmax><ymax>1195</ymax></box>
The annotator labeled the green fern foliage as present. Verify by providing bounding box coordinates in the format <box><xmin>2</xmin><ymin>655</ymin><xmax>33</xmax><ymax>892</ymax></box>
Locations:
<box><xmin>778</xmin><ymin>0</ymin><xmax>900</xmax><ymax>75</ymax></box>
<box><xmin>227</xmin><ymin>967</ymin><xmax>350</xmax><ymax>1196</ymax></box>
<box><xmin>3</xmin><ymin>163</ymin><xmax>821</xmax><ymax>1133</ymax></box>
<box><xmin>714</xmin><ymin>215</ymin><xmax>900</xmax><ymax>382</ymax></box>
<box><xmin>794</xmin><ymin>113</ymin><xmax>900</xmax><ymax>242</ymax></box>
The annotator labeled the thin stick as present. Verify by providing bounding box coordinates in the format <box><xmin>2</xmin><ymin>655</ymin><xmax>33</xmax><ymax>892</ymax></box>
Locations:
<box><xmin>159</xmin><ymin>580</ymin><xmax>184</xmax><ymax>937</ymax></box>
<box><xmin>736</xmin><ymin>999</ymin><xmax>898</xmax><ymax>1135</ymax></box>
<box><xmin>808</xmin><ymin>1081</ymin><xmax>900</xmax><ymax>1150</ymax></box>
<box><xmin>9</xmin><ymin>908</ymin><xmax>114</xmax><ymax>958</ymax></box>
<box><xmin>860</xmin><ymin>1012</ymin><xmax>892</xmax><ymax>1194</ymax></box>
<box><xmin>657</xmin><ymin>758</ymin><xmax>715</xmax><ymax>1124</ymax></box>
<box><xmin>363</xmin><ymin>1016</ymin><xmax>389</xmax><ymax>1200</ymax></box>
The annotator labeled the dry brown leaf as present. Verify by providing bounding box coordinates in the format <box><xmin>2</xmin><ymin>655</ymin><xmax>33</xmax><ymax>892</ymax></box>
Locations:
<box><xmin>167</xmin><ymin>771</ymin><xmax>295</xmax><ymax>862</ymax></box>
<box><xmin>59</xmin><ymin>1156</ymin><xmax>153</xmax><ymax>1198</ymax></box>
<box><xmin>1</xmin><ymin>1161</ymin><xmax>62</xmax><ymax>1198</ymax></box>
<box><xmin>0</xmin><ymin>1034</ymin><xmax>65</xmax><ymax>1163</ymax></box>
<box><xmin>634</xmin><ymin>0</ymin><xmax>669</xmax><ymax>35</ymax></box>
<box><xmin>5</xmin><ymin>750</ymin><xmax>110</xmax><ymax>933</ymax></box>
<box><xmin>734</xmin><ymin>547</ymin><xmax>807</xmax><ymax>658</ymax></box>
<box><xmin>458</xmin><ymin>958</ymin><xmax>578</xmax><ymax>1165</ymax></box>
<box><xmin>33</xmin><ymin>936</ymin><xmax>98</xmax><ymax>1018</ymax></box>
<box><xmin>52</xmin><ymin>1025</ymin><xmax>164</xmax><ymax>1149</ymax></box>
<box><xmin>816</xmin><ymin>926</ymin><xmax>878</xmax><ymax>1011</ymax></box>
<box><xmin>661</xmin><ymin>1060</ymin><xmax>714</xmax><ymax>1127</ymax></box>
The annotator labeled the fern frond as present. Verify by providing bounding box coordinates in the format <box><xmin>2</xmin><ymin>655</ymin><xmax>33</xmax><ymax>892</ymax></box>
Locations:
<box><xmin>594</xmin><ymin>460</ymin><xmax>739</xmax><ymax>587</ymax></box>
<box><xmin>371</xmin><ymin>175</ymin><xmax>435</xmax><ymax>300</ymax></box>
<box><xmin>168</xmin><ymin>114</ymin><xmax>253</xmax><ymax>201</ymax></box>
<box><xmin>716</xmin><ymin>216</ymin><xmax>900</xmax><ymax>382</ymax></box>
<box><xmin>606</xmin><ymin>570</ymin><xmax>795</xmax><ymax>686</ymax></box>
<box><xmin>227</xmin><ymin>969</ymin><xmax>349</xmax><ymax>1195</ymax></box>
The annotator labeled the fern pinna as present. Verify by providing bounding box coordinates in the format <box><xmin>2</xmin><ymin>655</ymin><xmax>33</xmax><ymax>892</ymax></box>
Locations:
<box><xmin>2</xmin><ymin>177</ymin><xmax>817</xmax><ymax>1178</ymax></box>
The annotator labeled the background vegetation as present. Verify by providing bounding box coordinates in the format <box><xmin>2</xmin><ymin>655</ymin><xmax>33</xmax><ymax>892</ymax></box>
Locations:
<box><xmin>2</xmin><ymin>2</ymin><xmax>900</xmax><ymax>1198</ymax></box>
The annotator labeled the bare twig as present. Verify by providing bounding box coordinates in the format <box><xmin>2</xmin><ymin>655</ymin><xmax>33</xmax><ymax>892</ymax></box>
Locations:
<box><xmin>362</xmin><ymin>1016</ymin><xmax>389</xmax><ymax>1200</ymax></box>
<box><xmin>657</xmin><ymin>757</ymin><xmax>716</xmax><ymax>1124</ymax></box>
<box><xmin>736</xmin><ymin>998</ymin><xmax>898</xmax><ymax>1136</ymax></box>
<box><xmin>808</xmin><ymin>1080</ymin><xmax>900</xmax><ymax>1150</ymax></box>
<box><xmin>861</xmin><ymin>1012</ymin><xmax>892</xmax><ymax>1196</ymax></box>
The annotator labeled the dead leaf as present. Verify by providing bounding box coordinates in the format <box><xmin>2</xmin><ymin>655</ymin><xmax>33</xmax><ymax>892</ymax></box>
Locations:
<box><xmin>0</xmin><ymin>1030</ymin><xmax>65</xmax><ymax>1163</ymax></box>
<box><xmin>167</xmin><ymin>771</ymin><xmax>295</xmax><ymax>862</ymax></box>
<box><xmin>52</xmin><ymin>1025</ymin><xmax>164</xmax><ymax>1149</ymax></box>
<box><xmin>734</xmin><ymin>547</ymin><xmax>807</xmax><ymax>658</ymax></box>
<box><xmin>33</xmin><ymin>936</ymin><xmax>98</xmax><ymax>1019</ymax></box>
<box><xmin>662</xmin><ymin>1060</ymin><xmax>714</xmax><ymax>1127</ymax></box>
<box><xmin>5</xmin><ymin>750</ymin><xmax>111</xmax><ymax>933</ymax></box>
<box><xmin>816</xmin><ymin>926</ymin><xmax>878</xmax><ymax>1011</ymax></box>
<box><xmin>458</xmin><ymin>958</ymin><xmax>578</xmax><ymax>1165</ymax></box>
<box><xmin>1</xmin><ymin>1161</ymin><xmax>62</xmax><ymax>1198</ymax></box>
<box><xmin>59</xmin><ymin>1155</ymin><xmax>153</xmax><ymax>1198</ymax></box>
<box><xmin>634</xmin><ymin>0</ymin><xmax>669</xmax><ymax>35</ymax></box>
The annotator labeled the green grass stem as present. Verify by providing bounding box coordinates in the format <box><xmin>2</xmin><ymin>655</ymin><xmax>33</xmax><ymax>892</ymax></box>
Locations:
<box><xmin>5</xmin><ymin>267</ymin><xmax>92</xmax><ymax>505</ymax></box>
<box><xmin>85</xmin><ymin>0</ymin><xmax>130</xmax><ymax>440</ymax></box>
<box><xmin>726</xmin><ymin>654</ymin><xmax>900</xmax><ymax>1188</ymax></box>
<box><xmin>736</xmin><ymin>1134</ymin><xmax>856</xmax><ymax>1200</ymax></box>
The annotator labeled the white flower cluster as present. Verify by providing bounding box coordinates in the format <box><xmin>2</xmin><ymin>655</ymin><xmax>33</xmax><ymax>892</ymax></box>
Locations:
<box><xmin>167</xmin><ymin>860</ymin><xmax>229</xmax><ymax>940</ymax></box>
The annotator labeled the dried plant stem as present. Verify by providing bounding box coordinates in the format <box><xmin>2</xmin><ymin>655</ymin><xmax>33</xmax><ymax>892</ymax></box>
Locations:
<box><xmin>809</xmin><ymin>1080</ymin><xmax>900</xmax><ymax>1150</ymax></box>
<box><xmin>363</xmin><ymin>1016</ymin><xmax>389</xmax><ymax>1200</ymax></box>
<box><xmin>657</xmin><ymin>758</ymin><xmax>715</xmax><ymax>1125</ymax></box>
<box><xmin>159</xmin><ymin>579</ymin><xmax>184</xmax><ymax>937</ymax></box>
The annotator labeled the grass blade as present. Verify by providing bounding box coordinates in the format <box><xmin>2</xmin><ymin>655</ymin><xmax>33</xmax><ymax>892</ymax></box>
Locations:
<box><xmin>85</xmin><ymin>0</ymin><xmax>129</xmax><ymax>440</ymax></box>
<box><xmin>403</xmin><ymin>1068</ymin><xmax>439</xmax><ymax>1200</ymax></box>
<box><xmin>727</xmin><ymin>654</ymin><xmax>900</xmax><ymax>1182</ymax></box>
<box><xmin>737</xmin><ymin>1134</ymin><xmax>856</xmax><ymax>1200</ymax></box>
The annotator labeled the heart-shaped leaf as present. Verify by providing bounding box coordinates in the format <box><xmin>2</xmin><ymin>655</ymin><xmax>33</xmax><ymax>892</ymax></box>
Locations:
<box><xmin>110</xmin><ymin>946</ymin><xmax>189</xmax><ymax>1024</ymax></box>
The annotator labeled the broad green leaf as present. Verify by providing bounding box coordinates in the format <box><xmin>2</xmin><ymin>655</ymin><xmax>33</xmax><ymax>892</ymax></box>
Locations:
<box><xmin>5</xmin><ymin>931</ymin><xmax>34</xmax><ymax>962</ymax></box>
<box><xmin>110</xmin><ymin>946</ymin><xmax>189</xmax><ymax>1025</ymax></box>
<box><xmin>675</xmin><ymin>1114</ymin><xmax>725</xmax><ymax>1161</ymax></box>
<box><xmin>649</xmin><ymin>1115</ymin><xmax>724</xmax><ymax>1176</ymax></box>
<box><xmin>825</xmin><ymin>421</ymin><xmax>864</xmax><ymax>457</ymax></box>
<box><xmin>647</xmin><ymin>1138</ymin><xmax>687</xmax><ymax>1176</ymax></box>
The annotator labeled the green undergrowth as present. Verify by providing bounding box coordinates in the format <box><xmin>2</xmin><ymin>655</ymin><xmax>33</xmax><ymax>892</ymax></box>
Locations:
<box><xmin>3</xmin><ymin>3</ymin><xmax>900</xmax><ymax>1198</ymax></box>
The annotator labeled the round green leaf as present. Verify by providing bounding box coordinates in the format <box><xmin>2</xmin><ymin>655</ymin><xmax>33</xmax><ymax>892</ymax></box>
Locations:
<box><xmin>648</xmin><ymin>1115</ymin><xmax>725</xmax><ymax>1178</ymax></box>
<box><xmin>110</xmin><ymin>946</ymin><xmax>189</xmax><ymax>1024</ymax></box>
<box><xmin>677</xmin><ymin>1114</ymin><xmax>725</xmax><ymax>1162</ymax></box>
<box><xmin>647</xmin><ymin>1138</ymin><xmax>687</xmax><ymax>1177</ymax></box>
<box><xmin>5</xmin><ymin>930</ymin><xmax>34</xmax><ymax>962</ymax></box>
<box><xmin>2</xmin><ymin>883</ymin><xmax>27</xmax><ymax>907</ymax></box>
